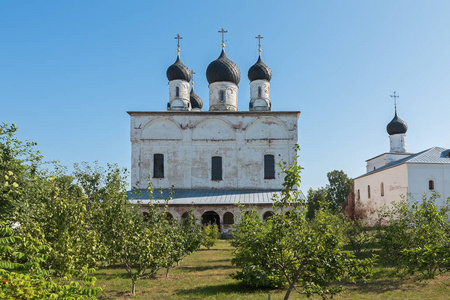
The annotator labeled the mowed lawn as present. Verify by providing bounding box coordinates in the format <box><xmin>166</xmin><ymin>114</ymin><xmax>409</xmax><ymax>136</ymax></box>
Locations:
<box><xmin>94</xmin><ymin>240</ymin><xmax>450</xmax><ymax>300</ymax></box>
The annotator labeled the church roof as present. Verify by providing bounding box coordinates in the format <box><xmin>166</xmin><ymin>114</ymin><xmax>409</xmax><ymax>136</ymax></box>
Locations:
<box><xmin>248</xmin><ymin>55</ymin><xmax>272</xmax><ymax>82</ymax></box>
<box><xmin>166</xmin><ymin>55</ymin><xmax>191</xmax><ymax>82</ymax></box>
<box><xmin>190</xmin><ymin>87</ymin><xmax>203</xmax><ymax>109</ymax></box>
<box><xmin>386</xmin><ymin>110</ymin><xmax>408</xmax><ymax>135</ymax></box>
<box><xmin>127</xmin><ymin>189</ymin><xmax>306</xmax><ymax>205</ymax></box>
<box><xmin>357</xmin><ymin>147</ymin><xmax>450</xmax><ymax>179</ymax></box>
<box><xmin>206</xmin><ymin>49</ymin><xmax>240</xmax><ymax>85</ymax></box>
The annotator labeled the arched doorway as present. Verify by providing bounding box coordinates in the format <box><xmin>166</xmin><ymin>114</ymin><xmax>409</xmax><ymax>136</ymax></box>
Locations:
<box><xmin>166</xmin><ymin>212</ymin><xmax>174</xmax><ymax>221</ymax></box>
<box><xmin>202</xmin><ymin>211</ymin><xmax>220</xmax><ymax>231</ymax></box>
<box><xmin>263</xmin><ymin>211</ymin><xmax>274</xmax><ymax>220</ymax></box>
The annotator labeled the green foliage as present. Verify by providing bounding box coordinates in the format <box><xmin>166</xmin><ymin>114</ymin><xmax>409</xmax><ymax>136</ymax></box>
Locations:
<box><xmin>181</xmin><ymin>210</ymin><xmax>203</xmax><ymax>255</ymax></box>
<box><xmin>378</xmin><ymin>193</ymin><xmax>450</xmax><ymax>278</ymax></box>
<box><xmin>232</xmin><ymin>147</ymin><xmax>375</xmax><ymax>300</ymax></box>
<box><xmin>0</xmin><ymin>222</ymin><xmax>102</xmax><ymax>299</ymax></box>
<box><xmin>231</xmin><ymin>209</ymin><xmax>285</xmax><ymax>288</ymax></box>
<box><xmin>306</xmin><ymin>187</ymin><xmax>328</xmax><ymax>220</ymax></box>
<box><xmin>325</xmin><ymin>170</ymin><xmax>353</xmax><ymax>211</ymax></box>
<box><xmin>202</xmin><ymin>223</ymin><xmax>220</xmax><ymax>250</ymax></box>
<box><xmin>342</xmin><ymin>217</ymin><xmax>374</xmax><ymax>255</ymax></box>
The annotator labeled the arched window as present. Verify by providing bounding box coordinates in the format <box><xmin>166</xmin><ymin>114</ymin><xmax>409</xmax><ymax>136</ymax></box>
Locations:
<box><xmin>380</xmin><ymin>182</ymin><xmax>384</xmax><ymax>197</ymax></box>
<box><xmin>175</xmin><ymin>86</ymin><xmax>180</xmax><ymax>97</ymax></box>
<box><xmin>211</xmin><ymin>156</ymin><xmax>222</xmax><ymax>180</ymax></box>
<box><xmin>429</xmin><ymin>180</ymin><xmax>435</xmax><ymax>190</ymax></box>
<box><xmin>264</xmin><ymin>154</ymin><xmax>275</xmax><ymax>179</ymax></box>
<box><xmin>166</xmin><ymin>212</ymin><xmax>173</xmax><ymax>220</ymax></box>
<box><xmin>258</xmin><ymin>86</ymin><xmax>262</xmax><ymax>97</ymax></box>
<box><xmin>367</xmin><ymin>185</ymin><xmax>371</xmax><ymax>199</ymax></box>
<box><xmin>153</xmin><ymin>154</ymin><xmax>164</xmax><ymax>178</ymax></box>
<box><xmin>219</xmin><ymin>90</ymin><xmax>225</xmax><ymax>103</ymax></box>
<box><xmin>263</xmin><ymin>211</ymin><xmax>274</xmax><ymax>220</ymax></box>
<box><xmin>223</xmin><ymin>212</ymin><xmax>234</xmax><ymax>225</ymax></box>
<box><xmin>181</xmin><ymin>212</ymin><xmax>189</xmax><ymax>220</ymax></box>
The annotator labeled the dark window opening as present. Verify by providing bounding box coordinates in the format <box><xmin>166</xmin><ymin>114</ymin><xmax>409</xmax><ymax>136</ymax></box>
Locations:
<box><xmin>153</xmin><ymin>154</ymin><xmax>164</xmax><ymax>178</ymax></box>
<box><xmin>223</xmin><ymin>212</ymin><xmax>234</xmax><ymax>225</ymax></box>
<box><xmin>202</xmin><ymin>211</ymin><xmax>220</xmax><ymax>231</ymax></box>
<box><xmin>264</xmin><ymin>154</ymin><xmax>275</xmax><ymax>179</ymax></box>
<box><xmin>258</xmin><ymin>86</ymin><xmax>262</xmax><ymax>97</ymax></box>
<box><xmin>219</xmin><ymin>90</ymin><xmax>225</xmax><ymax>103</ymax></box>
<box><xmin>429</xmin><ymin>180</ymin><xmax>435</xmax><ymax>190</ymax></box>
<box><xmin>368</xmin><ymin>185</ymin><xmax>371</xmax><ymax>199</ymax></box>
<box><xmin>175</xmin><ymin>86</ymin><xmax>180</xmax><ymax>97</ymax></box>
<box><xmin>357</xmin><ymin>189</ymin><xmax>360</xmax><ymax>200</ymax></box>
<box><xmin>263</xmin><ymin>211</ymin><xmax>274</xmax><ymax>220</ymax></box>
<box><xmin>380</xmin><ymin>182</ymin><xmax>384</xmax><ymax>197</ymax></box>
<box><xmin>211</xmin><ymin>156</ymin><xmax>222</xmax><ymax>180</ymax></box>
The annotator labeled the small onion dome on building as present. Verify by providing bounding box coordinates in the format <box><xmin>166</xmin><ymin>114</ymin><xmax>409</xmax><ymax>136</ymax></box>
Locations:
<box><xmin>206</xmin><ymin>49</ymin><xmax>240</xmax><ymax>85</ymax></box>
<box><xmin>190</xmin><ymin>87</ymin><xmax>203</xmax><ymax>110</ymax></box>
<box><xmin>166</xmin><ymin>54</ymin><xmax>191</xmax><ymax>82</ymax></box>
<box><xmin>386</xmin><ymin>110</ymin><xmax>408</xmax><ymax>135</ymax></box>
<box><xmin>248</xmin><ymin>55</ymin><xmax>272</xmax><ymax>82</ymax></box>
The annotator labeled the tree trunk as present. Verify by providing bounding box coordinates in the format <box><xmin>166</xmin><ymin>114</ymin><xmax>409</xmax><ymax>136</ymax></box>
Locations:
<box><xmin>284</xmin><ymin>284</ymin><xmax>294</xmax><ymax>300</ymax></box>
<box><xmin>132</xmin><ymin>282</ymin><xmax>136</xmax><ymax>295</ymax></box>
<box><xmin>166</xmin><ymin>266</ymin><xmax>170</xmax><ymax>278</ymax></box>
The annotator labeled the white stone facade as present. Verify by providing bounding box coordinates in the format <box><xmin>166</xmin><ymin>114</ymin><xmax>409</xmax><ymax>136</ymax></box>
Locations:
<box><xmin>250</xmin><ymin>79</ymin><xmax>271</xmax><ymax>111</ymax></box>
<box><xmin>389</xmin><ymin>133</ymin><xmax>406</xmax><ymax>153</ymax></box>
<box><xmin>366</xmin><ymin>152</ymin><xmax>412</xmax><ymax>172</ymax></box>
<box><xmin>168</xmin><ymin>79</ymin><xmax>190</xmax><ymax>111</ymax></box>
<box><xmin>208</xmin><ymin>82</ymin><xmax>238</xmax><ymax>111</ymax></box>
<box><xmin>129</xmin><ymin>111</ymin><xmax>299</xmax><ymax>190</ymax></box>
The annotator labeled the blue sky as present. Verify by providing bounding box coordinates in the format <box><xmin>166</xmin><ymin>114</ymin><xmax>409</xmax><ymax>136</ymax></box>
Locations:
<box><xmin>1</xmin><ymin>0</ymin><xmax>449</xmax><ymax>192</ymax></box>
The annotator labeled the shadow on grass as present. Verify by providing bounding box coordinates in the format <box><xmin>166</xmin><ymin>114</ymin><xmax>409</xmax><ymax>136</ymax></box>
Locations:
<box><xmin>175</xmin><ymin>282</ymin><xmax>273</xmax><ymax>297</ymax></box>
<box><xmin>179</xmin><ymin>264</ymin><xmax>236</xmax><ymax>273</ymax></box>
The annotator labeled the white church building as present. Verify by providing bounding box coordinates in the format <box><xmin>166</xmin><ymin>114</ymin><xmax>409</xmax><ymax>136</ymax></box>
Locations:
<box><xmin>128</xmin><ymin>32</ymin><xmax>303</xmax><ymax>233</ymax></box>
<box><xmin>353</xmin><ymin>105</ymin><xmax>450</xmax><ymax>225</ymax></box>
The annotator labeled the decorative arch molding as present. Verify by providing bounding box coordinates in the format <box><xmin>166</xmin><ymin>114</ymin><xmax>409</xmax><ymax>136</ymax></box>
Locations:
<box><xmin>192</xmin><ymin>117</ymin><xmax>236</xmax><ymax>141</ymax></box>
<box><xmin>245</xmin><ymin>117</ymin><xmax>289</xmax><ymax>140</ymax></box>
<box><xmin>140</xmin><ymin>117</ymin><xmax>182</xmax><ymax>140</ymax></box>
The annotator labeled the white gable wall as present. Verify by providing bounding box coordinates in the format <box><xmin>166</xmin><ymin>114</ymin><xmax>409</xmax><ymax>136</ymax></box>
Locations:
<box><xmin>354</xmin><ymin>164</ymin><xmax>408</xmax><ymax>225</ymax></box>
<box><xmin>129</xmin><ymin>111</ymin><xmax>299</xmax><ymax>190</ymax></box>
<box><xmin>407</xmin><ymin>163</ymin><xmax>450</xmax><ymax>207</ymax></box>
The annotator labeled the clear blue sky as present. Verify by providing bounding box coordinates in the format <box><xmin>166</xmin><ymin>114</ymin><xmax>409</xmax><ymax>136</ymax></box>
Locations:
<box><xmin>1</xmin><ymin>0</ymin><xmax>449</xmax><ymax>192</ymax></box>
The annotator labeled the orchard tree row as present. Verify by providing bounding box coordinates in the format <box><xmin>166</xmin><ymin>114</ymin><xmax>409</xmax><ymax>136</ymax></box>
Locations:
<box><xmin>231</xmin><ymin>146</ymin><xmax>450</xmax><ymax>300</ymax></box>
<box><xmin>0</xmin><ymin>123</ymin><xmax>209</xmax><ymax>298</ymax></box>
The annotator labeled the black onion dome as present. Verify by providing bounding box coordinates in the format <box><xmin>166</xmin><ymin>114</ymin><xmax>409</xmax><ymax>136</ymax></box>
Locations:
<box><xmin>190</xmin><ymin>88</ymin><xmax>203</xmax><ymax>109</ymax></box>
<box><xmin>386</xmin><ymin>111</ymin><xmax>408</xmax><ymax>135</ymax></box>
<box><xmin>206</xmin><ymin>49</ymin><xmax>240</xmax><ymax>85</ymax></box>
<box><xmin>248</xmin><ymin>56</ymin><xmax>272</xmax><ymax>82</ymax></box>
<box><xmin>166</xmin><ymin>55</ymin><xmax>191</xmax><ymax>82</ymax></box>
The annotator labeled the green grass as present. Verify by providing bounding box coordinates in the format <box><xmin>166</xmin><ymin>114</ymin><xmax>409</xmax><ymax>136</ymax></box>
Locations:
<box><xmin>94</xmin><ymin>240</ymin><xmax>450</xmax><ymax>299</ymax></box>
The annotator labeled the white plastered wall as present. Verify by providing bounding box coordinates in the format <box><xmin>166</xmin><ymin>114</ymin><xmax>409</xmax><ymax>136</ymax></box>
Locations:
<box><xmin>130</xmin><ymin>112</ymin><xmax>299</xmax><ymax>190</ymax></box>
<box><xmin>354</xmin><ymin>164</ymin><xmax>409</xmax><ymax>225</ymax></box>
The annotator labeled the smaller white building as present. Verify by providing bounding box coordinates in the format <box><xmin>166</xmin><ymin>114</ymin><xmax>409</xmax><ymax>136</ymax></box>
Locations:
<box><xmin>353</xmin><ymin>108</ymin><xmax>450</xmax><ymax>225</ymax></box>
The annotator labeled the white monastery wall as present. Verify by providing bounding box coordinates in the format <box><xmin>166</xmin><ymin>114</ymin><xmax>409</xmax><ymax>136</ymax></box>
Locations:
<box><xmin>366</xmin><ymin>153</ymin><xmax>412</xmax><ymax>172</ymax></box>
<box><xmin>129</xmin><ymin>111</ymin><xmax>299</xmax><ymax>190</ymax></box>
<box><xmin>407</xmin><ymin>163</ymin><xmax>450</xmax><ymax>206</ymax></box>
<box><xmin>354</xmin><ymin>164</ymin><xmax>408</xmax><ymax>225</ymax></box>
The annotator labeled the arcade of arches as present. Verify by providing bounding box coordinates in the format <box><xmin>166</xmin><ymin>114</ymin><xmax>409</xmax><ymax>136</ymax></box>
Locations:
<box><xmin>141</xmin><ymin>204</ymin><xmax>288</xmax><ymax>234</ymax></box>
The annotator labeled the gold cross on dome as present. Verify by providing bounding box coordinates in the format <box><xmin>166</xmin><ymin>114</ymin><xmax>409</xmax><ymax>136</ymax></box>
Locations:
<box><xmin>255</xmin><ymin>34</ymin><xmax>263</xmax><ymax>53</ymax></box>
<box><xmin>174</xmin><ymin>34</ymin><xmax>183</xmax><ymax>52</ymax></box>
<box><xmin>390</xmin><ymin>91</ymin><xmax>399</xmax><ymax>109</ymax></box>
<box><xmin>218</xmin><ymin>28</ymin><xmax>228</xmax><ymax>48</ymax></box>
<box><xmin>191</xmin><ymin>69</ymin><xmax>195</xmax><ymax>85</ymax></box>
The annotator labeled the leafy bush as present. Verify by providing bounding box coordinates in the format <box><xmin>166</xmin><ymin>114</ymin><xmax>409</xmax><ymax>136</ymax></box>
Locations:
<box><xmin>378</xmin><ymin>193</ymin><xmax>450</xmax><ymax>278</ymax></box>
<box><xmin>231</xmin><ymin>147</ymin><xmax>375</xmax><ymax>299</ymax></box>
<box><xmin>202</xmin><ymin>223</ymin><xmax>220</xmax><ymax>250</ymax></box>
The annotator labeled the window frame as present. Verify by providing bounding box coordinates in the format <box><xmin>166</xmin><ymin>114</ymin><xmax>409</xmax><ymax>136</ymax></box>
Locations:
<box><xmin>264</xmin><ymin>154</ymin><xmax>275</xmax><ymax>179</ymax></box>
<box><xmin>153</xmin><ymin>153</ymin><xmax>164</xmax><ymax>178</ymax></box>
<box><xmin>211</xmin><ymin>156</ymin><xmax>223</xmax><ymax>181</ymax></box>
